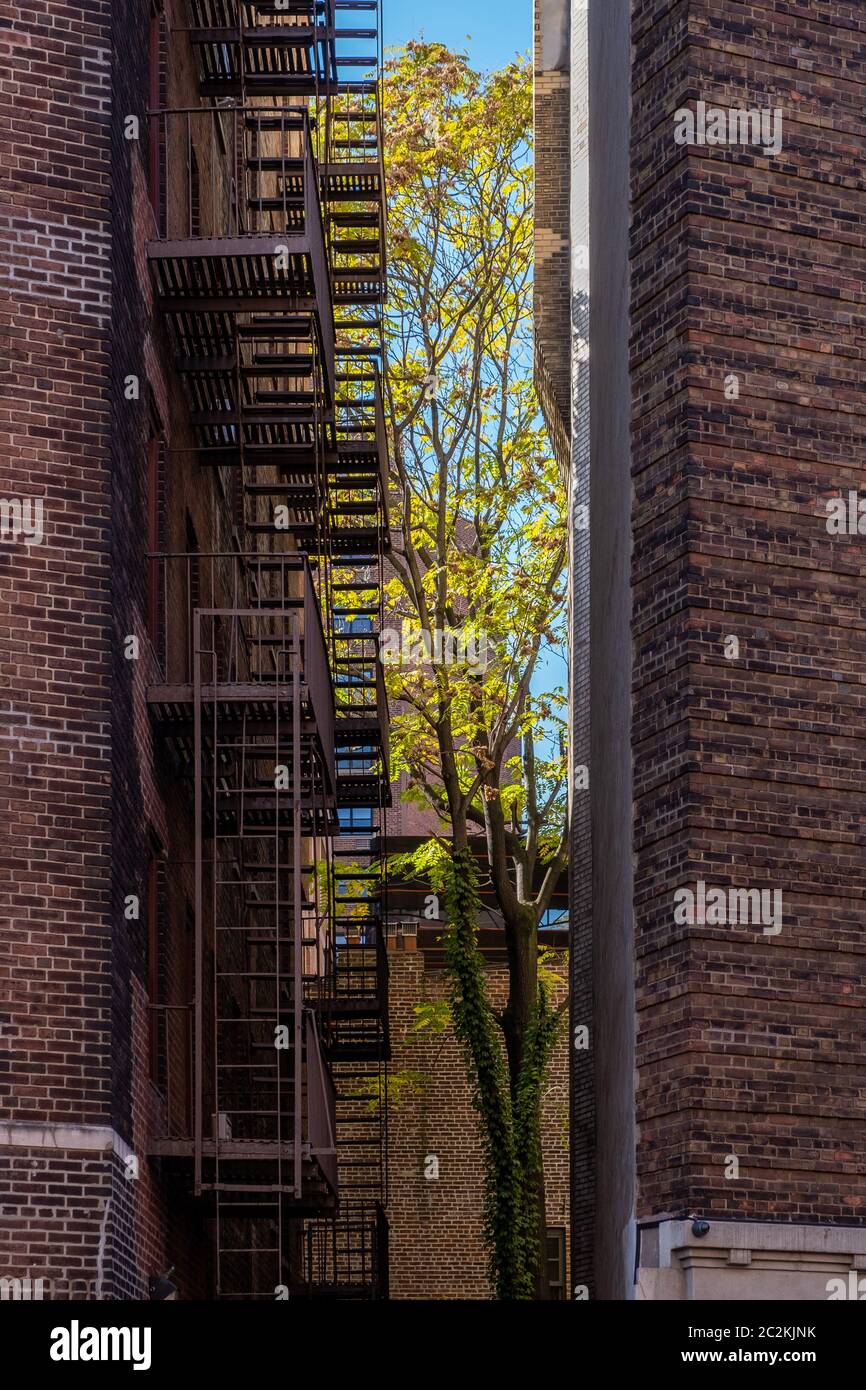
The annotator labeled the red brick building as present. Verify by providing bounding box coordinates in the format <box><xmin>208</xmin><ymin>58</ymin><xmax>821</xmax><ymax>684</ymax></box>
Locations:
<box><xmin>535</xmin><ymin>0</ymin><xmax>866</xmax><ymax>1299</ymax></box>
<box><xmin>1</xmin><ymin>0</ymin><xmax>390</xmax><ymax>1299</ymax></box>
<box><xmin>383</xmin><ymin>832</ymin><xmax>570</xmax><ymax>1299</ymax></box>
<box><xmin>384</xmin><ymin>925</ymin><xmax>570</xmax><ymax>1300</ymax></box>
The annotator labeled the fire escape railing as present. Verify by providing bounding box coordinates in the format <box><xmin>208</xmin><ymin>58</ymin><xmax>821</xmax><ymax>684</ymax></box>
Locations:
<box><xmin>146</xmin><ymin>556</ymin><xmax>339</xmax><ymax>1222</ymax></box>
<box><xmin>144</xmin><ymin>0</ymin><xmax>389</xmax><ymax>1298</ymax></box>
<box><xmin>147</xmin><ymin>104</ymin><xmax>336</xmax><ymax>404</ymax></box>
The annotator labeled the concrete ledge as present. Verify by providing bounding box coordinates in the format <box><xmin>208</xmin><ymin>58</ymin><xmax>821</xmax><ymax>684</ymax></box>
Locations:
<box><xmin>636</xmin><ymin>1218</ymin><xmax>866</xmax><ymax>1301</ymax></box>
<box><xmin>0</xmin><ymin>1121</ymin><xmax>134</xmax><ymax>1162</ymax></box>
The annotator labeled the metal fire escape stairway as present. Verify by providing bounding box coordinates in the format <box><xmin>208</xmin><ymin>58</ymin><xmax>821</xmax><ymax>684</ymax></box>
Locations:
<box><xmin>145</xmin><ymin>553</ymin><xmax>341</xmax><ymax>1298</ymax></box>
<box><xmin>145</xmin><ymin>0</ymin><xmax>390</xmax><ymax>1298</ymax></box>
<box><xmin>311</xmin><ymin>0</ymin><xmax>391</xmax><ymax>1298</ymax></box>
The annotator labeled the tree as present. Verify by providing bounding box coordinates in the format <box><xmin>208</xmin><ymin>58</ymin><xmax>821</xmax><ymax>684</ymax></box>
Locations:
<box><xmin>381</xmin><ymin>42</ymin><xmax>569</xmax><ymax>1299</ymax></box>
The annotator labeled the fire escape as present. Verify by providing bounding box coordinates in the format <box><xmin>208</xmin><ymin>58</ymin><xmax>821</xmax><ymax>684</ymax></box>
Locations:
<box><xmin>145</xmin><ymin>0</ymin><xmax>389</xmax><ymax>1298</ymax></box>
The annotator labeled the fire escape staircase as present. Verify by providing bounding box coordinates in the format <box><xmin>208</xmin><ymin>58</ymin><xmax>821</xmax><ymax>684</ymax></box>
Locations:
<box><xmin>144</xmin><ymin>0</ymin><xmax>389</xmax><ymax>1298</ymax></box>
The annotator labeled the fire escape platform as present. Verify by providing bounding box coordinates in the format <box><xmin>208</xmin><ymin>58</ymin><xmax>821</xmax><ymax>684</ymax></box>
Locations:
<box><xmin>147</xmin><ymin>686</ymin><xmax>333</xmax><ymax>787</ymax></box>
<box><xmin>148</xmin><ymin>705</ymin><xmax>331</xmax><ymax>779</ymax></box>
<box><xmin>321</xmin><ymin>163</ymin><xmax>382</xmax><ymax>198</ymax></box>
<box><xmin>188</xmin><ymin>23</ymin><xmax>316</xmax><ymax>48</ymax></box>
<box><xmin>326</xmin><ymin>996</ymin><xmax>382</xmax><ymax>1019</ymax></box>
<box><xmin>290</xmin><ymin>1282</ymin><xmax>379</xmax><ymax>1300</ymax></box>
<box><xmin>148</xmin><ymin>235</ymin><xmax>335</xmax><ymax>402</ymax></box>
<box><xmin>148</xmin><ymin>681</ymin><xmax>320</xmax><ymax>706</ymax></box>
<box><xmin>185</xmin><ymin>0</ymin><xmax>321</xmax><ymax>93</ymax></box>
<box><xmin>336</xmin><ymin>775</ymin><xmax>392</xmax><ymax>808</ymax></box>
<box><xmin>333</xmin><ymin>440</ymin><xmax>386</xmax><ymax>474</ymax></box>
<box><xmin>150</xmin><ymin>1137</ymin><xmax>309</xmax><ymax>1161</ymax></box>
<box><xmin>148</xmin><ymin>236</ymin><xmax>320</xmax><ymax>310</ymax></box>
<box><xmin>193</xmin><ymin>71</ymin><xmax>378</xmax><ymax>101</ymax></box>
<box><xmin>147</xmin><ymin>1142</ymin><xmax>338</xmax><ymax>1211</ymax></box>
<box><xmin>325</xmin><ymin>1046</ymin><xmax>387</xmax><ymax>1063</ymax></box>
<box><xmin>334</xmin><ymin>713</ymin><xmax>385</xmax><ymax>746</ymax></box>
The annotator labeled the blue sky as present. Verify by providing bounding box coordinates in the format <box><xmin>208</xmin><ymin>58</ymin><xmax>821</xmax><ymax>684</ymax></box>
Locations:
<box><xmin>384</xmin><ymin>0</ymin><xmax>531</xmax><ymax>71</ymax></box>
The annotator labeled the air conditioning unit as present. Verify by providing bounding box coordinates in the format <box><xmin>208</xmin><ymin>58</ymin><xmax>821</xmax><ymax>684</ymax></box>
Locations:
<box><xmin>212</xmin><ymin>1112</ymin><xmax>232</xmax><ymax>1141</ymax></box>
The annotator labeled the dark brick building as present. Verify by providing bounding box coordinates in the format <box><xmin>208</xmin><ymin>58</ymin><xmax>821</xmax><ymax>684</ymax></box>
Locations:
<box><xmin>2</xmin><ymin>0</ymin><xmax>390</xmax><ymax>1299</ymax></box>
<box><xmin>535</xmin><ymin>0</ymin><xmax>866</xmax><ymax>1299</ymax></box>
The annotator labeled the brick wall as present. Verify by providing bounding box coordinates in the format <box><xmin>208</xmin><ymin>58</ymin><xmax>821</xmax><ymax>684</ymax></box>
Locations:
<box><xmin>385</xmin><ymin>937</ymin><xmax>570</xmax><ymax>1299</ymax></box>
<box><xmin>533</xmin><ymin>0</ymin><xmax>571</xmax><ymax>474</ymax></box>
<box><xmin>534</xmin><ymin>0</ymin><xmax>591</xmax><ymax>1295</ymax></box>
<box><xmin>0</xmin><ymin>0</ymin><xmax>114</xmax><ymax>1293</ymax></box>
<box><xmin>0</xmin><ymin>0</ymin><xmax>112</xmax><ymax>1124</ymax></box>
<box><xmin>630</xmin><ymin>0</ymin><xmax>866</xmax><ymax>1226</ymax></box>
<box><xmin>0</xmin><ymin>0</ymin><xmax>223</xmax><ymax>1298</ymax></box>
<box><xmin>107</xmin><ymin>0</ymin><xmax>227</xmax><ymax>1298</ymax></box>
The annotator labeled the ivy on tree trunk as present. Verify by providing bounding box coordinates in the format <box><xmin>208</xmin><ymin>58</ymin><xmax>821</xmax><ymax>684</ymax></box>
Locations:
<box><xmin>443</xmin><ymin>847</ymin><xmax>562</xmax><ymax>1299</ymax></box>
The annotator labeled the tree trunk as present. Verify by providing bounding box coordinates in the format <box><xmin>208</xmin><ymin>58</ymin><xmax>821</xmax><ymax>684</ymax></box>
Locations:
<box><xmin>501</xmin><ymin>906</ymin><xmax>551</xmax><ymax>1294</ymax></box>
<box><xmin>442</xmin><ymin>845</ymin><xmax>524</xmax><ymax>1297</ymax></box>
<box><xmin>442</xmin><ymin>858</ymin><xmax>557</xmax><ymax>1298</ymax></box>
<box><xmin>501</xmin><ymin>905</ymin><xmax>537</xmax><ymax>1096</ymax></box>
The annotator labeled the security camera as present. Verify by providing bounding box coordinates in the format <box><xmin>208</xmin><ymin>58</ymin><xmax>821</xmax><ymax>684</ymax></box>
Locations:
<box><xmin>149</xmin><ymin>1266</ymin><xmax>178</xmax><ymax>1300</ymax></box>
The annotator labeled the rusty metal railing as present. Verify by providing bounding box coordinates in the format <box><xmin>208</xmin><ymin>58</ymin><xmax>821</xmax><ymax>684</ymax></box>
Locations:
<box><xmin>146</xmin><ymin>551</ymin><xmax>330</xmax><ymax>690</ymax></box>
<box><xmin>147</xmin><ymin>105</ymin><xmax>309</xmax><ymax>240</ymax></box>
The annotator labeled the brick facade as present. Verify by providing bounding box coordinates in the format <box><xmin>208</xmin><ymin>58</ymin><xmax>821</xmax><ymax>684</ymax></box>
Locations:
<box><xmin>0</xmin><ymin>0</ymin><xmax>116</xmax><ymax>1296</ymax></box>
<box><xmin>385</xmin><ymin>933</ymin><xmax>570</xmax><ymax>1300</ymax></box>
<box><xmin>535</xmin><ymin>0</ymin><xmax>866</xmax><ymax>1297</ymax></box>
<box><xmin>533</xmin><ymin>0</ymin><xmax>571</xmax><ymax>474</ymax></box>
<box><xmin>630</xmin><ymin>0</ymin><xmax>866</xmax><ymax>1232</ymax></box>
<box><xmin>535</xmin><ymin>0</ymin><xmax>593</xmax><ymax>1296</ymax></box>
<box><xmin>0</xmin><ymin>0</ymin><xmax>227</xmax><ymax>1300</ymax></box>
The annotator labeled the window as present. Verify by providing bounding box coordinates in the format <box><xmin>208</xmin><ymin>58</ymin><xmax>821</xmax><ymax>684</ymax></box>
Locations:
<box><xmin>539</xmin><ymin>906</ymin><xmax>569</xmax><ymax>931</ymax></box>
<box><xmin>341</xmin><ymin>743</ymin><xmax>375</xmax><ymax>775</ymax></box>
<box><xmin>546</xmin><ymin>1227</ymin><xmax>566</xmax><ymax>1300</ymax></box>
<box><xmin>338</xmin><ymin>806</ymin><xmax>373</xmax><ymax>832</ymax></box>
<box><xmin>335</xmin><ymin>615</ymin><xmax>373</xmax><ymax>635</ymax></box>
